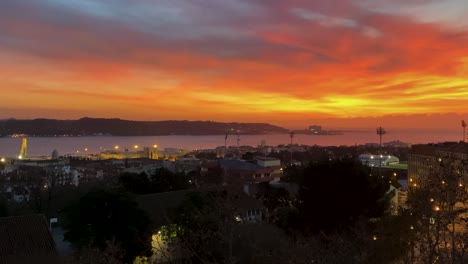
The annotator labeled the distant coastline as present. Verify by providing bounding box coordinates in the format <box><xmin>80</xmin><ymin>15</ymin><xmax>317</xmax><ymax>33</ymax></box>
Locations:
<box><xmin>0</xmin><ymin>117</ymin><xmax>288</xmax><ymax>137</ymax></box>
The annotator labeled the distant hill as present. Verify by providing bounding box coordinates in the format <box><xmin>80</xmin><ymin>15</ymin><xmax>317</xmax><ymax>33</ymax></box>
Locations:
<box><xmin>0</xmin><ymin>118</ymin><xmax>288</xmax><ymax>136</ymax></box>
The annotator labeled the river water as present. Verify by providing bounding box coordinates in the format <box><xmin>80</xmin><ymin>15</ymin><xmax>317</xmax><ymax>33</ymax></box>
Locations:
<box><xmin>0</xmin><ymin>129</ymin><xmax>463</xmax><ymax>157</ymax></box>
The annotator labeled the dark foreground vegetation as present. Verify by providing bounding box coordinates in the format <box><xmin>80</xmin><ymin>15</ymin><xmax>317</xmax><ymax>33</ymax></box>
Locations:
<box><xmin>1</xmin><ymin>151</ymin><xmax>466</xmax><ymax>263</ymax></box>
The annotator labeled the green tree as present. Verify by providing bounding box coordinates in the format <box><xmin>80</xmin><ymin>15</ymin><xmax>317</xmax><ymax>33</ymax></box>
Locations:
<box><xmin>63</xmin><ymin>190</ymin><xmax>153</xmax><ymax>263</ymax></box>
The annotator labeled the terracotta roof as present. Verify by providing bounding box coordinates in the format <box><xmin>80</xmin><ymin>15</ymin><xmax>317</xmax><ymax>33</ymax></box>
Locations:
<box><xmin>410</xmin><ymin>145</ymin><xmax>436</xmax><ymax>156</ymax></box>
<box><xmin>0</xmin><ymin>214</ymin><xmax>58</xmax><ymax>264</ymax></box>
<box><xmin>446</xmin><ymin>141</ymin><xmax>468</xmax><ymax>154</ymax></box>
<box><xmin>411</xmin><ymin>142</ymin><xmax>468</xmax><ymax>156</ymax></box>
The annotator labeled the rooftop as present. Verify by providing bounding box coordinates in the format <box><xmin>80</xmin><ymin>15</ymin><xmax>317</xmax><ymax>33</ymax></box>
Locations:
<box><xmin>0</xmin><ymin>214</ymin><xmax>58</xmax><ymax>264</ymax></box>
<box><xmin>254</xmin><ymin>156</ymin><xmax>280</xmax><ymax>161</ymax></box>
<box><xmin>219</xmin><ymin>159</ymin><xmax>265</xmax><ymax>171</ymax></box>
<box><xmin>411</xmin><ymin>141</ymin><xmax>468</xmax><ymax>156</ymax></box>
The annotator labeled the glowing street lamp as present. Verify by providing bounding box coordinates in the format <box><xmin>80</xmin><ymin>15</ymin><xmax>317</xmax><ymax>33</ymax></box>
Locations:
<box><xmin>434</xmin><ymin>205</ymin><xmax>440</xmax><ymax>212</ymax></box>
<box><xmin>0</xmin><ymin>158</ymin><xmax>5</xmax><ymax>163</ymax></box>
<box><xmin>134</xmin><ymin>145</ymin><xmax>139</xmax><ymax>149</ymax></box>
<box><xmin>114</xmin><ymin>145</ymin><xmax>119</xmax><ymax>150</ymax></box>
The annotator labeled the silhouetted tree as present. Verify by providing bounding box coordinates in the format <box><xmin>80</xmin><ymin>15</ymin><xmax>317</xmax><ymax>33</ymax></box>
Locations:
<box><xmin>406</xmin><ymin>154</ymin><xmax>468</xmax><ymax>264</ymax></box>
<box><xmin>0</xmin><ymin>200</ymin><xmax>7</xmax><ymax>217</ymax></box>
<box><xmin>150</xmin><ymin>168</ymin><xmax>188</xmax><ymax>193</ymax></box>
<box><xmin>298</xmin><ymin>159</ymin><xmax>390</xmax><ymax>233</ymax></box>
<box><xmin>119</xmin><ymin>172</ymin><xmax>152</xmax><ymax>195</ymax></box>
<box><xmin>63</xmin><ymin>190</ymin><xmax>153</xmax><ymax>263</ymax></box>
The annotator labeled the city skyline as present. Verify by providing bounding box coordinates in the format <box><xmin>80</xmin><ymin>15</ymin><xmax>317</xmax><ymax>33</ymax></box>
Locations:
<box><xmin>1</xmin><ymin>0</ymin><xmax>468</xmax><ymax>128</ymax></box>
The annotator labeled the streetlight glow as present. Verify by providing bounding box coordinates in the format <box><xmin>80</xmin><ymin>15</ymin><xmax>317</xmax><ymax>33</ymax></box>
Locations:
<box><xmin>115</xmin><ymin>145</ymin><xmax>119</xmax><ymax>150</ymax></box>
<box><xmin>0</xmin><ymin>158</ymin><xmax>5</xmax><ymax>163</ymax></box>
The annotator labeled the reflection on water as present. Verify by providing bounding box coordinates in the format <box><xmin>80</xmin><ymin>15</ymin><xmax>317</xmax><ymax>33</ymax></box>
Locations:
<box><xmin>0</xmin><ymin>129</ymin><xmax>462</xmax><ymax>157</ymax></box>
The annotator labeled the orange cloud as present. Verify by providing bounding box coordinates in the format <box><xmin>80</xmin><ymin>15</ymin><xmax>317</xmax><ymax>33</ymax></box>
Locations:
<box><xmin>0</xmin><ymin>0</ymin><xmax>468</xmax><ymax>128</ymax></box>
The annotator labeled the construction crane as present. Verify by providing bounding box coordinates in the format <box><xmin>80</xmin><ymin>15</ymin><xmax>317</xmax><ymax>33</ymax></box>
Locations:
<box><xmin>462</xmin><ymin>120</ymin><xmax>467</xmax><ymax>142</ymax></box>
<box><xmin>289</xmin><ymin>131</ymin><xmax>295</xmax><ymax>145</ymax></box>
<box><xmin>224</xmin><ymin>131</ymin><xmax>229</xmax><ymax>149</ymax></box>
<box><xmin>19</xmin><ymin>138</ymin><xmax>27</xmax><ymax>159</ymax></box>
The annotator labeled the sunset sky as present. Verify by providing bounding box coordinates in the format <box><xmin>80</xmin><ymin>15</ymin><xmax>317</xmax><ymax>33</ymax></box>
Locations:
<box><xmin>1</xmin><ymin>0</ymin><xmax>468</xmax><ymax>128</ymax></box>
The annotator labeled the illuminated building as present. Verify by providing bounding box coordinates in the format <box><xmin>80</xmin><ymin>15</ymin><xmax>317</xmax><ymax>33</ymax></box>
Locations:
<box><xmin>358</xmin><ymin>154</ymin><xmax>400</xmax><ymax>167</ymax></box>
<box><xmin>408</xmin><ymin>142</ymin><xmax>468</xmax><ymax>189</ymax></box>
<box><xmin>99</xmin><ymin>145</ymin><xmax>159</xmax><ymax>160</ymax></box>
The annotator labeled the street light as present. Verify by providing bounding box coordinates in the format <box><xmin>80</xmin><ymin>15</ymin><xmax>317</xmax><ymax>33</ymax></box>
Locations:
<box><xmin>134</xmin><ymin>145</ymin><xmax>139</xmax><ymax>149</ymax></box>
<box><xmin>114</xmin><ymin>145</ymin><xmax>119</xmax><ymax>150</ymax></box>
<box><xmin>0</xmin><ymin>158</ymin><xmax>5</xmax><ymax>163</ymax></box>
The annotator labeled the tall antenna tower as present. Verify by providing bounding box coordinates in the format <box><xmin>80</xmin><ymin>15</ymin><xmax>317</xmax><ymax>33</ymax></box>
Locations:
<box><xmin>376</xmin><ymin>126</ymin><xmax>386</xmax><ymax>147</ymax></box>
<box><xmin>289</xmin><ymin>131</ymin><xmax>295</xmax><ymax>145</ymax></box>
<box><xmin>376</xmin><ymin>127</ymin><xmax>387</xmax><ymax>180</ymax></box>
<box><xmin>19</xmin><ymin>138</ymin><xmax>27</xmax><ymax>159</ymax></box>
<box><xmin>462</xmin><ymin>120</ymin><xmax>467</xmax><ymax>142</ymax></box>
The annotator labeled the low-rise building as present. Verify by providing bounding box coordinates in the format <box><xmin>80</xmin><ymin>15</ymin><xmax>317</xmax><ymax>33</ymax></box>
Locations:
<box><xmin>358</xmin><ymin>154</ymin><xmax>400</xmax><ymax>167</ymax></box>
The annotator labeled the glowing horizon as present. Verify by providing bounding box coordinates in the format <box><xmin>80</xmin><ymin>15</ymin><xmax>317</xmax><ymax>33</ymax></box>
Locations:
<box><xmin>1</xmin><ymin>0</ymin><xmax>468</xmax><ymax>128</ymax></box>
